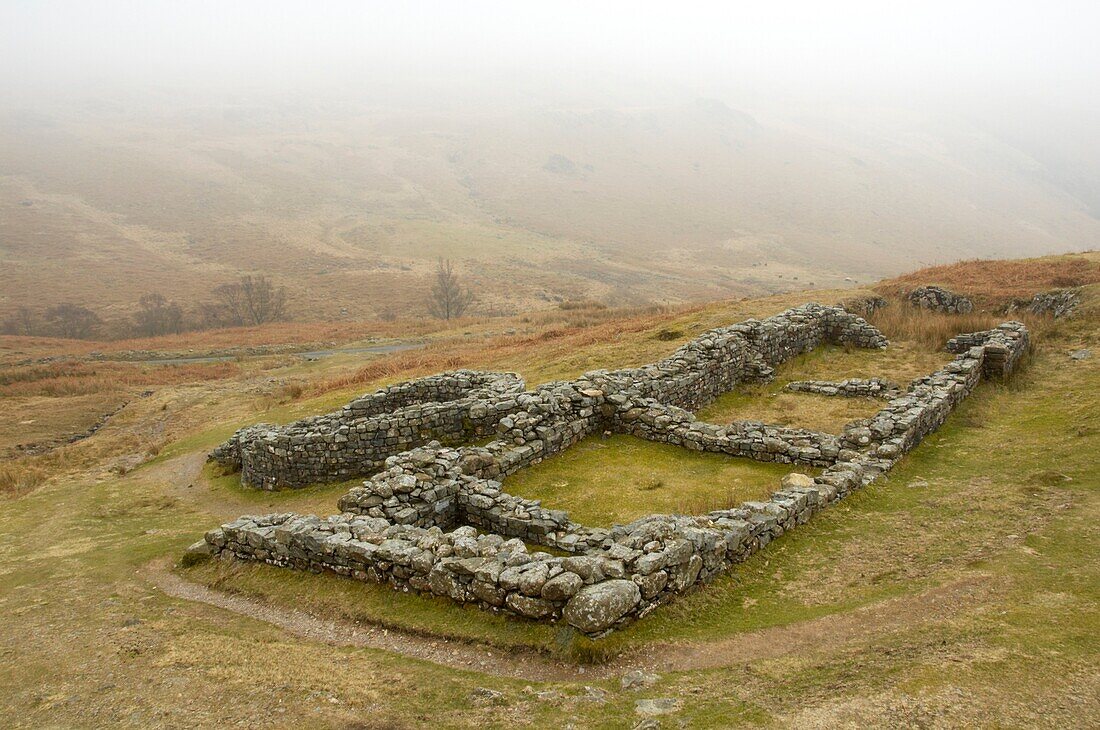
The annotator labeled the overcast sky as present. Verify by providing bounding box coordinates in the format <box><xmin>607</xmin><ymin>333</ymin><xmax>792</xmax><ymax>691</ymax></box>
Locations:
<box><xmin>2</xmin><ymin>0</ymin><xmax>1098</xmax><ymax>109</ymax></box>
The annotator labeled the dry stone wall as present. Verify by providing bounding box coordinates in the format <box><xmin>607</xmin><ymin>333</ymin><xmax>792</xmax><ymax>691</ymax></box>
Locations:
<box><xmin>786</xmin><ymin>378</ymin><xmax>901</xmax><ymax>399</ymax></box>
<box><xmin>841</xmin><ymin>295</ymin><xmax>888</xmax><ymax>317</ymax></box>
<box><xmin>1003</xmin><ymin>288</ymin><xmax>1080</xmax><ymax>319</ymax></box>
<box><xmin>193</xmin><ymin>308</ymin><xmax>1029</xmax><ymax>635</ymax></box>
<box><xmin>210</xmin><ymin>371</ymin><xmax>524</xmax><ymax>490</ymax></box>
<box><xmin>908</xmin><ymin>286</ymin><xmax>974</xmax><ymax>314</ymax></box>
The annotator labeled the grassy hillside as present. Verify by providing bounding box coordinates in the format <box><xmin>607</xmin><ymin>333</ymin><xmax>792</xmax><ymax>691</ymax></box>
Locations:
<box><xmin>3</xmin><ymin>98</ymin><xmax>1097</xmax><ymax>323</ymax></box>
<box><xmin>0</xmin><ymin>255</ymin><xmax>1096</xmax><ymax>727</ymax></box>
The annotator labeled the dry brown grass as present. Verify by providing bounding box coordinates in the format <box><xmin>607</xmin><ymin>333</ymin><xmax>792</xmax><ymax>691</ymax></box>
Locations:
<box><xmin>867</xmin><ymin>307</ymin><xmax>1005</xmax><ymax>350</ymax></box>
<box><xmin>0</xmin><ymin>458</ymin><xmax>47</xmax><ymax>496</ymax></box>
<box><xmin>875</xmin><ymin>252</ymin><xmax>1100</xmax><ymax>302</ymax></box>
<box><xmin>309</xmin><ymin>304</ymin><xmax>700</xmax><ymax>396</ymax></box>
<box><xmin>866</xmin><ymin>305</ymin><xmax>1053</xmax><ymax>351</ymax></box>
<box><xmin>0</xmin><ymin>360</ymin><xmax>241</xmax><ymax>397</ymax></box>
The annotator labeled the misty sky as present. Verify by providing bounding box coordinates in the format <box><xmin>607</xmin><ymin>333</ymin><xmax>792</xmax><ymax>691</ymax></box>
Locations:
<box><xmin>2</xmin><ymin>0</ymin><xmax>1098</xmax><ymax>108</ymax></box>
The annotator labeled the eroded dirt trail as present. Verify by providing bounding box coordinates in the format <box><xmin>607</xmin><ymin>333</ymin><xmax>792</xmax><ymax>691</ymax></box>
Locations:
<box><xmin>143</xmin><ymin>558</ymin><xmax>598</xmax><ymax>682</ymax></box>
<box><xmin>144</xmin><ymin>557</ymin><xmax>996</xmax><ymax>681</ymax></box>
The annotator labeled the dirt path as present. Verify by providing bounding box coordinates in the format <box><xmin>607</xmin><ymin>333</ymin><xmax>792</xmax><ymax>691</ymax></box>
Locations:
<box><xmin>143</xmin><ymin>558</ymin><xmax>600</xmax><ymax>682</ymax></box>
<box><xmin>100</xmin><ymin>341</ymin><xmax>424</xmax><ymax>366</ymax></box>
<box><xmin>143</xmin><ymin>555</ymin><xmax>995</xmax><ymax>681</ymax></box>
<box><xmin>636</xmin><ymin>575</ymin><xmax>996</xmax><ymax>673</ymax></box>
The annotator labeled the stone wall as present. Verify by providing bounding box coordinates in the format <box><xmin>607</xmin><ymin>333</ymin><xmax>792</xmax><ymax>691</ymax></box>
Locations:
<box><xmin>214</xmin><ymin>304</ymin><xmax>885</xmax><ymax>490</ymax></box>
<box><xmin>908</xmin><ymin>286</ymin><xmax>974</xmax><ymax>314</ymax></box>
<box><xmin>210</xmin><ymin>371</ymin><xmax>525</xmax><ymax>490</ymax></box>
<box><xmin>841</xmin><ymin>295</ymin><xmax>888</xmax><ymax>317</ymax></box>
<box><xmin>591</xmin><ymin>303</ymin><xmax>887</xmax><ymax>412</ymax></box>
<box><xmin>786</xmin><ymin>378</ymin><xmax>901</xmax><ymax>399</ymax></box>
<box><xmin>616</xmin><ymin>398</ymin><xmax>842</xmax><ymax>467</ymax></box>
<box><xmin>192</xmin><ymin>308</ymin><xmax>1030</xmax><ymax>636</ymax></box>
<box><xmin>1003</xmin><ymin>288</ymin><xmax>1080</xmax><ymax>319</ymax></box>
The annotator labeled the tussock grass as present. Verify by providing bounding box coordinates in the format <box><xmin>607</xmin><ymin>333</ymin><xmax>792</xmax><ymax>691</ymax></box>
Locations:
<box><xmin>867</xmin><ymin>306</ymin><xmax>1008</xmax><ymax>350</ymax></box>
<box><xmin>308</xmin><ymin>306</ymin><xmax>701</xmax><ymax>396</ymax></box>
<box><xmin>0</xmin><ymin>459</ymin><xmax>47</xmax><ymax>496</ymax></box>
<box><xmin>0</xmin><ymin>360</ymin><xmax>240</xmax><ymax>397</ymax></box>
<box><xmin>875</xmin><ymin>252</ymin><xmax>1100</xmax><ymax>301</ymax></box>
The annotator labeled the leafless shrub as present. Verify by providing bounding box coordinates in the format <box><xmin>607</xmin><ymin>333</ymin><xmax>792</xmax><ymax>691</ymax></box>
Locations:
<box><xmin>133</xmin><ymin>293</ymin><xmax>184</xmax><ymax>337</ymax></box>
<box><xmin>44</xmin><ymin>303</ymin><xmax>102</xmax><ymax>339</ymax></box>
<box><xmin>427</xmin><ymin>259</ymin><xmax>475</xmax><ymax>320</ymax></box>
<box><xmin>204</xmin><ymin>275</ymin><xmax>289</xmax><ymax>327</ymax></box>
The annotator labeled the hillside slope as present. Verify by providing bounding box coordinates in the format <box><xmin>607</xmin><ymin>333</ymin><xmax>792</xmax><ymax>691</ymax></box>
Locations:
<box><xmin>2</xmin><ymin>98</ymin><xmax>1097</xmax><ymax>321</ymax></box>
<box><xmin>0</xmin><ymin>255</ymin><xmax>1096</xmax><ymax>727</ymax></box>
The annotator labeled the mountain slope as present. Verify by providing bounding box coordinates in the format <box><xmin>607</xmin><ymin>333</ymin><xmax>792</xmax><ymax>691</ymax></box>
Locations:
<box><xmin>2</xmin><ymin>98</ymin><xmax>1097</xmax><ymax>321</ymax></box>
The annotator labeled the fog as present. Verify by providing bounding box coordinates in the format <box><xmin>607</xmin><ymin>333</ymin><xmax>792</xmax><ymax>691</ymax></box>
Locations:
<box><xmin>3</xmin><ymin>1</ymin><xmax>1098</xmax><ymax>104</ymax></box>
<box><xmin>2</xmin><ymin>1</ymin><xmax>1098</xmax><ymax>318</ymax></box>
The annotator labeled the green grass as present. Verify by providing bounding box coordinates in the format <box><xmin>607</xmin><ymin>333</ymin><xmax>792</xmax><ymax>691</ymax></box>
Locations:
<box><xmin>1</xmin><ymin>283</ymin><xmax>1097</xmax><ymax>727</ymax></box>
<box><xmin>502</xmin><ymin>434</ymin><xmax>808</xmax><ymax>526</ymax></box>
<box><xmin>696</xmin><ymin>342</ymin><xmax>951</xmax><ymax>432</ymax></box>
<box><xmin>202</xmin><ymin>463</ymin><xmax>362</xmax><ymax>515</ymax></box>
<box><xmin>147</xmin><ymin>381</ymin><xmax>379</xmax><ymax>465</ymax></box>
<box><xmin>186</xmin><ymin>559</ymin><xmax>559</xmax><ymax>650</ymax></box>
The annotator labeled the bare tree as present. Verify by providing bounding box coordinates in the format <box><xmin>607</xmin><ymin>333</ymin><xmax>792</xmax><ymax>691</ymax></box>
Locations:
<box><xmin>427</xmin><ymin>259</ymin><xmax>475</xmax><ymax>320</ymax></box>
<box><xmin>207</xmin><ymin>275</ymin><xmax>288</xmax><ymax>326</ymax></box>
<box><xmin>134</xmin><ymin>293</ymin><xmax>184</xmax><ymax>337</ymax></box>
<box><xmin>44</xmin><ymin>303</ymin><xmax>102</xmax><ymax>339</ymax></box>
<box><xmin>1</xmin><ymin>306</ymin><xmax>41</xmax><ymax>336</ymax></box>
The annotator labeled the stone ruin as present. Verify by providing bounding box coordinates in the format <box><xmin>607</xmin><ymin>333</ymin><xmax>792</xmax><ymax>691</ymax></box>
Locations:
<box><xmin>210</xmin><ymin>370</ymin><xmax>526</xmax><ymax>490</ymax></box>
<box><xmin>1003</xmin><ymin>287</ymin><xmax>1081</xmax><ymax>319</ymax></box>
<box><xmin>908</xmin><ymin>285</ymin><xmax>974</xmax><ymax>314</ymax></box>
<box><xmin>785</xmin><ymin>377</ymin><xmax>902</xmax><ymax>400</ymax></box>
<box><xmin>840</xmin><ymin>294</ymin><xmax>888</xmax><ymax>317</ymax></box>
<box><xmin>192</xmin><ymin>304</ymin><xmax>1030</xmax><ymax>636</ymax></box>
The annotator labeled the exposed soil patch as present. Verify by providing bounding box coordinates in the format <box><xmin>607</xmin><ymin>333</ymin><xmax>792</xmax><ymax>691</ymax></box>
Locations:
<box><xmin>145</xmin><ymin>556</ymin><xmax>999</xmax><ymax>680</ymax></box>
<box><xmin>143</xmin><ymin>558</ymin><xmax>591</xmax><ymax>683</ymax></box>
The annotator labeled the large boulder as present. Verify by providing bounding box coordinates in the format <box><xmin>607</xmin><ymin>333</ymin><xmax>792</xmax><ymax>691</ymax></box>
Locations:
<box><xmin>780</xmin><ymin>472</ymin><xmax>816</xmax><ymax>489</ymax></box>
<box><xmin>563</xmin><ymin>579</ymin><xmax>641</xmax><ymax>633</ymax></box>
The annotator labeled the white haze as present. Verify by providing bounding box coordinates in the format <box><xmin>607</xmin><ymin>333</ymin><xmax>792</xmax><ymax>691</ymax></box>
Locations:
<box><xmin>2</xmin><ymin>1</ymin><xmax>1098</xmax><ymax>101</ymax></box>
<box><xmin>0</xmin><ymin>1</ymin><xmax>1098</xmax><ymax>315</ymax></box>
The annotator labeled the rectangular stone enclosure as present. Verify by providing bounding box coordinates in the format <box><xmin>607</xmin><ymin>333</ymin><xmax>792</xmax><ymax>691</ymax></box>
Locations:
<box><xmin>195</xmin><ymin>304</ymin><xmax>1029</xmax><ymax>635</ymax></box>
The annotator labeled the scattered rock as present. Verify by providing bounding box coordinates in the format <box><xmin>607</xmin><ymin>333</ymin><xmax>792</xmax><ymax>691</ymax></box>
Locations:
<box><xmin>621</xmin><ymin>670</ymin><xmax>660</xmax><ymax>690</ymax></box>
<box><xmin>522</xmin><ymin>686</ymin><xmax>564</xmax><ymax>702</ymax></box>
<box><xmin>780</xmin><ymin>473</ymin><xmax>816</xmax><ymax>489</ymax></box>
<box><xmin>580</xmin><ymin>686</ymin><xmax>608</xmax><ymax>703</ymax></box>
<box><xmin>1070</xmin><ymin>349</ymin><xmax>1092</xmax><ymax>361</ymax></box>
<box><xmin>470</xmin><ymin>687</ymin><xmax>505</xmax><ymax>704</ymax></box>
<box><xmin>635</xmin><ymin>698</ymin><xmax>683</xmax><ymax>716</ymax></box>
